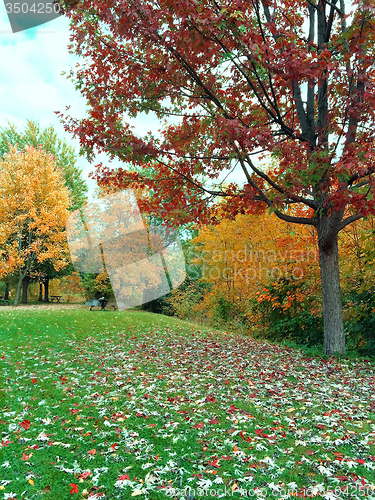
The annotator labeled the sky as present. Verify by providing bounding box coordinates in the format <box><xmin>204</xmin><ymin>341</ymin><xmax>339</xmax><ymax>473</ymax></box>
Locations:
<box><xmin>0</xmin><ymin>6</ymin><xmax>166</xmax><ymax>202</ymax></box>
<box><xmin>0</xmin><ymin>3</ymin><xmax>248</xmax><ymax>206</ymax></box>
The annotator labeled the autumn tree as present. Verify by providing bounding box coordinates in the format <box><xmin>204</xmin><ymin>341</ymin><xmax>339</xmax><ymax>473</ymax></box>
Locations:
<box><xmin>188</xmin><ymin>210</ymin><xmax>319</xmax><ymax>329</ymax></box>
<box><xmin>0</xmin><ymin>119</ymin><xmax>88</xmax><ymax>211</ymax></box>
<box><xmin>0</xmin><ymin>146</ymin><xmax>71</xmax><ymax>306</ymax></box>
<box><xmin>59</xmin><ymin>0</ymin><xmax>375</xmax><ymax>354</ymax></box>
<box><xmin>0</xmin><ymin>119</ymin><xmax>89</xmax><ymax>300</ymax></box>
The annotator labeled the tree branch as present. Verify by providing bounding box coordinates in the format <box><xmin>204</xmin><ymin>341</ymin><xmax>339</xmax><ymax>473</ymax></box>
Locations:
<box><xmin>339</xmin><ymin>213</ymin><xmax>363</xmax><ymax>231</ymax></box>
<box><xmin>273</xmin><ymin>209</ymin><xmax>316</xmax><ymax>226</ymax></box>
<box><xmin>323</xmin><ymin>0</ymin><xmax>343</xmax><ymax>17</ymax></box>
<box><xmin>154</xmin><ymin>158</ymin><xmax>240</xmax><ymax>198</ymax></box>
<box><xmin>243</xmin><ymin>153</ymin><xmax>318</xmax><ymax>209</ymax></box>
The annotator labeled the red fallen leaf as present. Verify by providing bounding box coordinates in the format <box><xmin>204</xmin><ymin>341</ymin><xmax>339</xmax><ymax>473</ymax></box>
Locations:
<box><xmin>224</xmin><ymin>379</ymin><xmax>230</xmax><ymax>385</ymax></box>
<box><xmin>255</xmin><ymin>429</ymin><xmax>269</xmax><ymax>438</ymax></box>
<box><xmin>79</xmin><ymin>471</ymin><xmax>91</xmax><ymax>479</ymax></box>
<box><xmin>136</xmin><ymin>412</ymin><xmax>144</xmax><ymax>417</ymax></box>
<box><xmin>1</xmin><ymin>439</ymin><xmax>12</xmax><ymax>447</ymax></box>
<box><xmin>335</xmin><ymin>476</ymin><xmax>350</xmax><ymax>481</ymax></box>
<box><xmin>209</xmin><ymin>459</ymin><xmax>219</xmax><ymax>467</ymax></box>
<box><xmin>194</xmin><ymin>422</ymin><xmax>205</xmax><ymax>429</ymax></box>
<box><xmin>88</xmin><ymin>488</ymin><xmax>104</xmax><ymax>497</ymax></box>
<box><xmin>148</xmin><ymin>424</ymin><xmax>157</xmax><ymax>427</ymax></box>
<box><xmin>192</xmin><ymin>473</ymin><xmax>203</xmax><ymax>478</ymax></box>
<box><xmin>20</xmin><ymin>453</ymin><xmax>31</xmax><ymax>461</ymax></box>
<box><xmin>69</xmin><ymin>483</ymin><xmax>79</xmax><ymax>494</ymax></box>
<box><xmin>369</xmin><ymin>456</ymin><xmax>375</xmax><ymax>461</ymax></box>
<box><xmin>239</xmin><ymin>431</ymin><xmax>252</xmax><ymax>442</ymax></box>
<box><xmin>357</xmin><ymin>459</ymin><xmax>366</xmax><ymax>464</ymax></box>
<box><xmin>70</xmin><ymin>409</ymin><xmax>79</xmax><ymax>414</ymax></box>
<box><xmin>88</xmin><ymin>449</ymin><xmax>96</xmax><ymax>455</ymax></box>
<box><xmin>205</xmin><ymin>395</ymin><xmax>217</xmax><ymax>402</ymax></box>
<box><xmin>111</xmin><ymin>443</ymin><xmax>118</xmax><ymax>449</ymax></box>
<box><xmin>118</xmin><ymin>474</ymin><xmax>130</xmax><ymax>481</ymax></box>
<box><xmin>31</xmin><ymin>378</ymin><xmax>37</xmax><ymax>384</ymax></box>
<box><xmin>20</xmin><ymin>419</ymin><xmax>31</xmax><ymax>430</ymax></box>
<box><xmin>209</xmin><ymin>418</ymin><xmax>220</xmax><ymax>424</ymax></box>
<box><xmin>144</xmin><ymin>393</ymin><xmax>151</xmax><ymax>398</ymax></box>
<box><xmin>306</xmin><ymin>450</ymin><xmax>316</xmax><ymax>456</ymax></box>
<box><xmin>221</xmin><ymin>455</ymin><xmax>232</xmax><ymax>460</ymax></box>
<box><xmin>317</xmin><ymin>424</ymin><xmax>325</xmax><ymax>429</ymax></box>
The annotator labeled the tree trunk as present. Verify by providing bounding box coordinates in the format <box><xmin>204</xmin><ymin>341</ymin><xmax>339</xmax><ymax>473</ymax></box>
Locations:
<box><xmin>4</xmin><ymin>281</ymin><xmax>10</xmax><ymax>300</ymax></box>
<box><xmin>22</xmin><ymin>275</ymin><xmax>30</xmax><ymax>304</ymax></box>
<box><xmin>38</xmin><ymin>282</ymin><xmax>43</xmax><ymax>301</ymax></box>
<box><xmin>317</xmin><ymin>225</ymin><xmax>346</xmax><ymax>355</ymax></box>
<box><xmin>44</xmin><ymin>276</ymin><xmax>50</xmax><ymax>302</ymax></box>
<box><xmin>14</xmin><ymin>273</ymin><xmax>24</xmax><ymax>306</ymax></box>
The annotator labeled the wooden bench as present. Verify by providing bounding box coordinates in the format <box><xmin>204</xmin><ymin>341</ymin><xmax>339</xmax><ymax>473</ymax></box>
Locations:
<box><xmin>0</xmin><ymin>296</ymin><xmax>10</xmax><ymax>306</ymax></box>
<box><xmin>50</xmin><ymin>295</ymin><xmax>63</xmax><ymax>303</ymax></box>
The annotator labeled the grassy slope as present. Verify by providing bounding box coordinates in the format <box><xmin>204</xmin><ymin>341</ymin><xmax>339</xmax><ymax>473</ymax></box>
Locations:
<box><xmin>0</xmin><ymin>306</ymin><xmax>374</xmax><ymax>499</ymax></box>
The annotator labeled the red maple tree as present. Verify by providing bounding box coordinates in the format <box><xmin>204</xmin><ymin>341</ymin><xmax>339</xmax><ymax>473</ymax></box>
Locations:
<box><xmin>58</xmin><ymin>0</ymin><xmax>375</xmax><ymax>354</ymax></box>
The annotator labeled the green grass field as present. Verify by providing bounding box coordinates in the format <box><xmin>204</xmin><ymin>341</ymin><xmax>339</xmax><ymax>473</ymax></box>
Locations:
<box><xmin>0</xmin><ymin>305</ymin><xmax>374</xmax><ymax>499</ymax></box>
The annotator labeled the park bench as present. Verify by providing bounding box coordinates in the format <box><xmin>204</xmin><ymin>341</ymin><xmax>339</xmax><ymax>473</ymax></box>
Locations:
<box><xmin>0</xmin><ymin>296</ymin><xmax>10</xmax><ymax>306</ymax></box>
<box><xmin>85</xmin><ymin>297</ymin><xmax>116</xmax><ymax>311</ymax></box>
<box><xmin>50</xmin><ymin>295</ymin><xmax>63</xmax><ymax>303</ymax></box>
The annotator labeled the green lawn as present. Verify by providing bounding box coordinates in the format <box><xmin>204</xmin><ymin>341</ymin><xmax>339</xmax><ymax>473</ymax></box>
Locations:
<box><xmin>0</xmin><ymin>306</ymin><xmax>374</xmax><ymax>499</ymax></box>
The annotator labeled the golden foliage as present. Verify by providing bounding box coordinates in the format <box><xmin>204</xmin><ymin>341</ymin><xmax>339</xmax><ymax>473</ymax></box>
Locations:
<box><xmin>0</xmin><ymin>145</ymin><xmax>71</xmax><ymax>303</ymax></box>
<box><xmin>185</xmin><ymin>211</ymin><xmax>319</xmax><ymax>325</ymax></box>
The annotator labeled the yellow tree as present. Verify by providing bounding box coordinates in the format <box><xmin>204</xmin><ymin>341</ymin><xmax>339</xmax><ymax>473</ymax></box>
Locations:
<box><xmin>0</xmin><ymin>146</ymin><xmax>71</xmax><ymax>306</ymax></box>
<box><xmin>190</xmin><ymin>210</ymin><xmax>319</xmax><ymax>327</ymax></box>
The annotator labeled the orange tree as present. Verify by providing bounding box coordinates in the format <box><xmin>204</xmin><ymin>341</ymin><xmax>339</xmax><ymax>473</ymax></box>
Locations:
<box><xmin>59</xmin><ymin>0</ymin><xmax>375</xmax><ymax>354</ymax></box>
<box><xmin>0</xmin><ymin>120</ymin><xmax>89</xmax><ymax>302</ymax></box>
<box><xmin>0</xmin><ymin>146</ymin><xmax>71</xmax><ymax>306</ymax></box>
<box><xmin>188</xmin><ymin>209</ymin><xmax>320</xmax><ymax>333</ymax></box>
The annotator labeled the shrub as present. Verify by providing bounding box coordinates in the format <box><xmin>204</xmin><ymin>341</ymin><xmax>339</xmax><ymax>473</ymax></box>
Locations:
<box><xmin>255</xmin><ymin>277</ymin><xmax>324</xmax><ymax>347</ymax></box>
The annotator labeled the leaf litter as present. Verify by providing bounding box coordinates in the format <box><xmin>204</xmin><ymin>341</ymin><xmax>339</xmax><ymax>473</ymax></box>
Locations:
<box><xmin>0</xmin><ymin>324</ymin><xmax>374</xmax><ymax>499</ymax></box>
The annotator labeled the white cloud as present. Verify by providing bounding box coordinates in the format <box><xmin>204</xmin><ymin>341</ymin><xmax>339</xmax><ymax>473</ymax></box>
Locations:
<box><xmin>0</xmin><ymin>8</ymin><xmax>132</xmax><ymax>200</ymax></box>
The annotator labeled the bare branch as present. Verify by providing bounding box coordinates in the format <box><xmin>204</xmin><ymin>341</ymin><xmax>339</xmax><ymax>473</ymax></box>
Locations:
<box><xmin>325</xmin><ymin>0</ymin><xmax>338</xmax><ymax>42</ymax></box>
<box><xmin>273</xmin><ymin>209</ymin><xmax>316</xmax><ymax>225</ymax></box>
<box><xmin>339</xmin><ymin>213</ymin><xmax>363</xmax><ymax>230</ymax></box>
<box><xmin>323</xmin><ymin>0</ymin><xmax>343</xmax><ymax>17</ymax></box>
<box><xmin>154</xmin><ymin>158</ymin><xmax>240</xmax><ymax>198</ymax></box>
<box><xmin>243</xmin><ymin>153</ymin><xmax>318</xmax><ymax>209</ymax></box>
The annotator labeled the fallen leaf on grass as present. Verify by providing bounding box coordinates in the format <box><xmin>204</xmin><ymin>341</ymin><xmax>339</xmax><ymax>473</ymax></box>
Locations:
<box><xmin>19</xmin><ymin>419</ymin><xmax>30</xmax><ymax>430</ymax></box>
